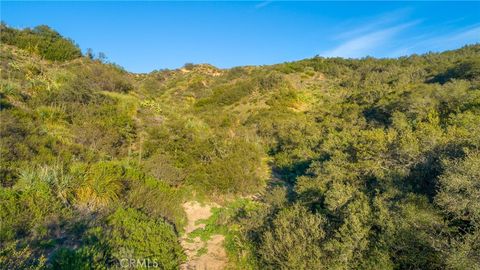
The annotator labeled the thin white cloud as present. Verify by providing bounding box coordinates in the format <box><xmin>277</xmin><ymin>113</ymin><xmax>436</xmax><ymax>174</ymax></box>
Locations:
<box><xmin>320</xmin><ymin>7</ymin><xmax>479</xmax><ymax>59</ymax></box>
<box><xmin>334</xmin><ymin>8</ymin><xmax>412</xmax><ymax>40</ymax></box>
<box><xmin>389</xmin><ymin>24</ymin><xmax>480</xmax><ymax>57</ymax></box>
<box><xmin>446</xmin><ymin>25</ymin><xmax>480</xmax><ymax>43</ymax></box>
<box><xmin>420</xmin><ymin>24</ymin><xmax>480</xmax><ymax>50</ymax></box>
<box><xmin>322</xmin><ymin>21</ymin><xmax>420</xmax><ymax>58</ymax></box>
<box><xmin>255</xmin><ymin>1</ymin><xmax>272</xmax><ymax>9</ymax></box>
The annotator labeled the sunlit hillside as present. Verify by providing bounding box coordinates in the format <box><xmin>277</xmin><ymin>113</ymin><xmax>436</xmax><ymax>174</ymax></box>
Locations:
<box><xmin>1</xmin><ymin>24</ymin><xmax>479</xmax><ymax>269</ymax></box>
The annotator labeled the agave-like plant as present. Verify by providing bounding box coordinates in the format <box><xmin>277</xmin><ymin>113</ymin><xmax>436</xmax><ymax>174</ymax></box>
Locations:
<box><xmin>16</xmin><ymin>164</ymin><xmax>77</xmax><ymax>206</ymax></box>
<box><xmin>75</xmin><ymin>162</ymin><xmax>124</xmax><ymax>211</ymax></box>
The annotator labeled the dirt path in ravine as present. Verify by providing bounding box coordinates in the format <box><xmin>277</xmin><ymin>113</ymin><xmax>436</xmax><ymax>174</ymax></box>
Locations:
<box><xmin>180</xmin><ymin>201</ymin><xmax>227</xmax><ymax>270</ymax></box>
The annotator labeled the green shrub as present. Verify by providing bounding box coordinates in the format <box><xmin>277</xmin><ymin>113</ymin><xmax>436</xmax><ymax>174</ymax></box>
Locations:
<box><xmin>258</xmin><ymin>204</ymin><xmax>326</xmax><ymax>269</ymax></box>
<box><xmin>1</xmin><ymin>24</ymin><xmax>81</xmax><ymax>61</ymax></box>
<box><xmin>435</xmin><ymin>151</ymin><xmax>480</xmax><ymax>226</ymax></box>
<box><xmin>106</xmin><ymin>207</ymin><xmax>185</xmax><ymax>269</ymax></box>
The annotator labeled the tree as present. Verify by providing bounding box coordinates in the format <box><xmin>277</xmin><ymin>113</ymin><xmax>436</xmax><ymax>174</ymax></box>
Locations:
<box><xmin>258</xmin><ymin>204</ymin><xmax>326</xmax><ymax>269</ymax></box>
<box><xmin>435</xmin><ymin>151</ymin><xmax>480</xmax><ymax>226</ymax></box>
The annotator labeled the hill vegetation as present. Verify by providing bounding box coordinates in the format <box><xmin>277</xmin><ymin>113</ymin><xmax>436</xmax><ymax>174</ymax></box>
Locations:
<box><xmin>1</xmin><ymin>24</ymin><xmax>479</xmax><ymax>269</ymax></box>
<box><xmin>0</xmin><ymin>23</ymin><xmax>82</xmax><ymax>62</ymax></box>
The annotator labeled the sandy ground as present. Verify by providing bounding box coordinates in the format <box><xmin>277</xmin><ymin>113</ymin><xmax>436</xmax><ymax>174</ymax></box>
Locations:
<box><xmin>180</xmin><ymin>201</ymin><xmax>227</xmax><ymax>270</ymax></box>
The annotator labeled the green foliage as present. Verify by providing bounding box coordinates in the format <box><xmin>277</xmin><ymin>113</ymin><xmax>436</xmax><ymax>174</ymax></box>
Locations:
<box><xmin>0</xmin><ymin>168</ymin><xmax>65</xmax><ymax>242</ymax></box>
<box><xmin>258</xmin><ymin>204</ymin><xmax>326</xmax><ymax>270</ymax></box>
<box><xmin>0</xmin><ymin>241</ymin><xmax>47</xmax><ymax>270</ymax></box>
<box><xmin>49</xmin><ymin>247</ymin><xmax>106</xmax><ymax>270</ymax></box>
<box><xmin>445</xmin><ymin>230</ymin><xmax>480</xmax><ymax>269</ymax></box>
<box><xmin>73</xmin><ymin>161</ymin><xmax>126</xmax><ymax>211</ymax></box>
<box><xmin>126</xmin><ymin>170</ymin><xmax>187</xmax><ymax>229</ymax></box>
<box><xmin>143</xmin><ymin>115</ymin><xmax>267</xmax><ymax>194</ymax></box>
<box><xmin>435</xmin><ymin>151</ymin><xmax>480</xmax><ymax>226</ymax></box>
<box><xmin>105</xmin><ymin>207</ymin><xmax>185</xmax><ymax>269</ymax></box>
<box><xmin>1</xmin><ymin>25</ymin><xmax>479</xmax><ymax>269</ymax></box>
<box><xmin>433</xmin><ymin>58</ymin><xmax>480</xmax><ymax>83</ymax></box>
<box><xmin>196</xmin><ymin>80</ymin><xmax>256</xmax><ymax>108</ymax></box>
<box><xmin>1</xmin><ymin>24</ymin><xmax>82</xmax><ymax>61</ymax></box>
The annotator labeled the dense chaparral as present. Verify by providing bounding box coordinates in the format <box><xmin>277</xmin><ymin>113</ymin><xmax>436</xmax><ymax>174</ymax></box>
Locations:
<box><xmin>0</xmin><ymin>24</ymin><xmax>479</xmax><ymax>269</ymax></box>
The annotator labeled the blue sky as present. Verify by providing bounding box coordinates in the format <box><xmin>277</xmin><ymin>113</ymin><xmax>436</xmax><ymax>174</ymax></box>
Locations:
<box><xmin>2</xmin><ymin>1</ymin><xmax>479</xmax><ymax>73</ymax></box>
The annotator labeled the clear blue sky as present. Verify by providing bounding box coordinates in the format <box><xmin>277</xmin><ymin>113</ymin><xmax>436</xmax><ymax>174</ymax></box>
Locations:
<box><xmin>2</xmin><ymin>1</ymin><xmax>479</xmax><ymax>73</ymax></box>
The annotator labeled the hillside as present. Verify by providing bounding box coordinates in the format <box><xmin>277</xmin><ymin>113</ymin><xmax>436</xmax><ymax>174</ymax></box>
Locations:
<box><xmin>1</xmin><ymin>25</ymin><xmax>480</xmax><ymax>269</ymax></box>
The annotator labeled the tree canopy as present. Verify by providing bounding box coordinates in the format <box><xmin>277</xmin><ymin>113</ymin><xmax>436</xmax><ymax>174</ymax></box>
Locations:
<box><xmin>1</xmin><ymin>24</ymin><xmax>479</xmax><ymax>269</ymax></box>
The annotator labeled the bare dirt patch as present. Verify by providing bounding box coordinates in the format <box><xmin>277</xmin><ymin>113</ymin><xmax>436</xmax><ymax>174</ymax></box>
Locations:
<box><xmin>180</xmin><ymin>201</ymin><xmax>227</xmax><ymax>270</ymax></box>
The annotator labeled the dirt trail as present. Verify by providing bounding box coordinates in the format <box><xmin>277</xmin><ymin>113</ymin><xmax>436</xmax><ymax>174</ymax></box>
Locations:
<box><xmin>180</xmin><ymin>201</ymin><xmax>227</xmax><ymax>270</ymax></box>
